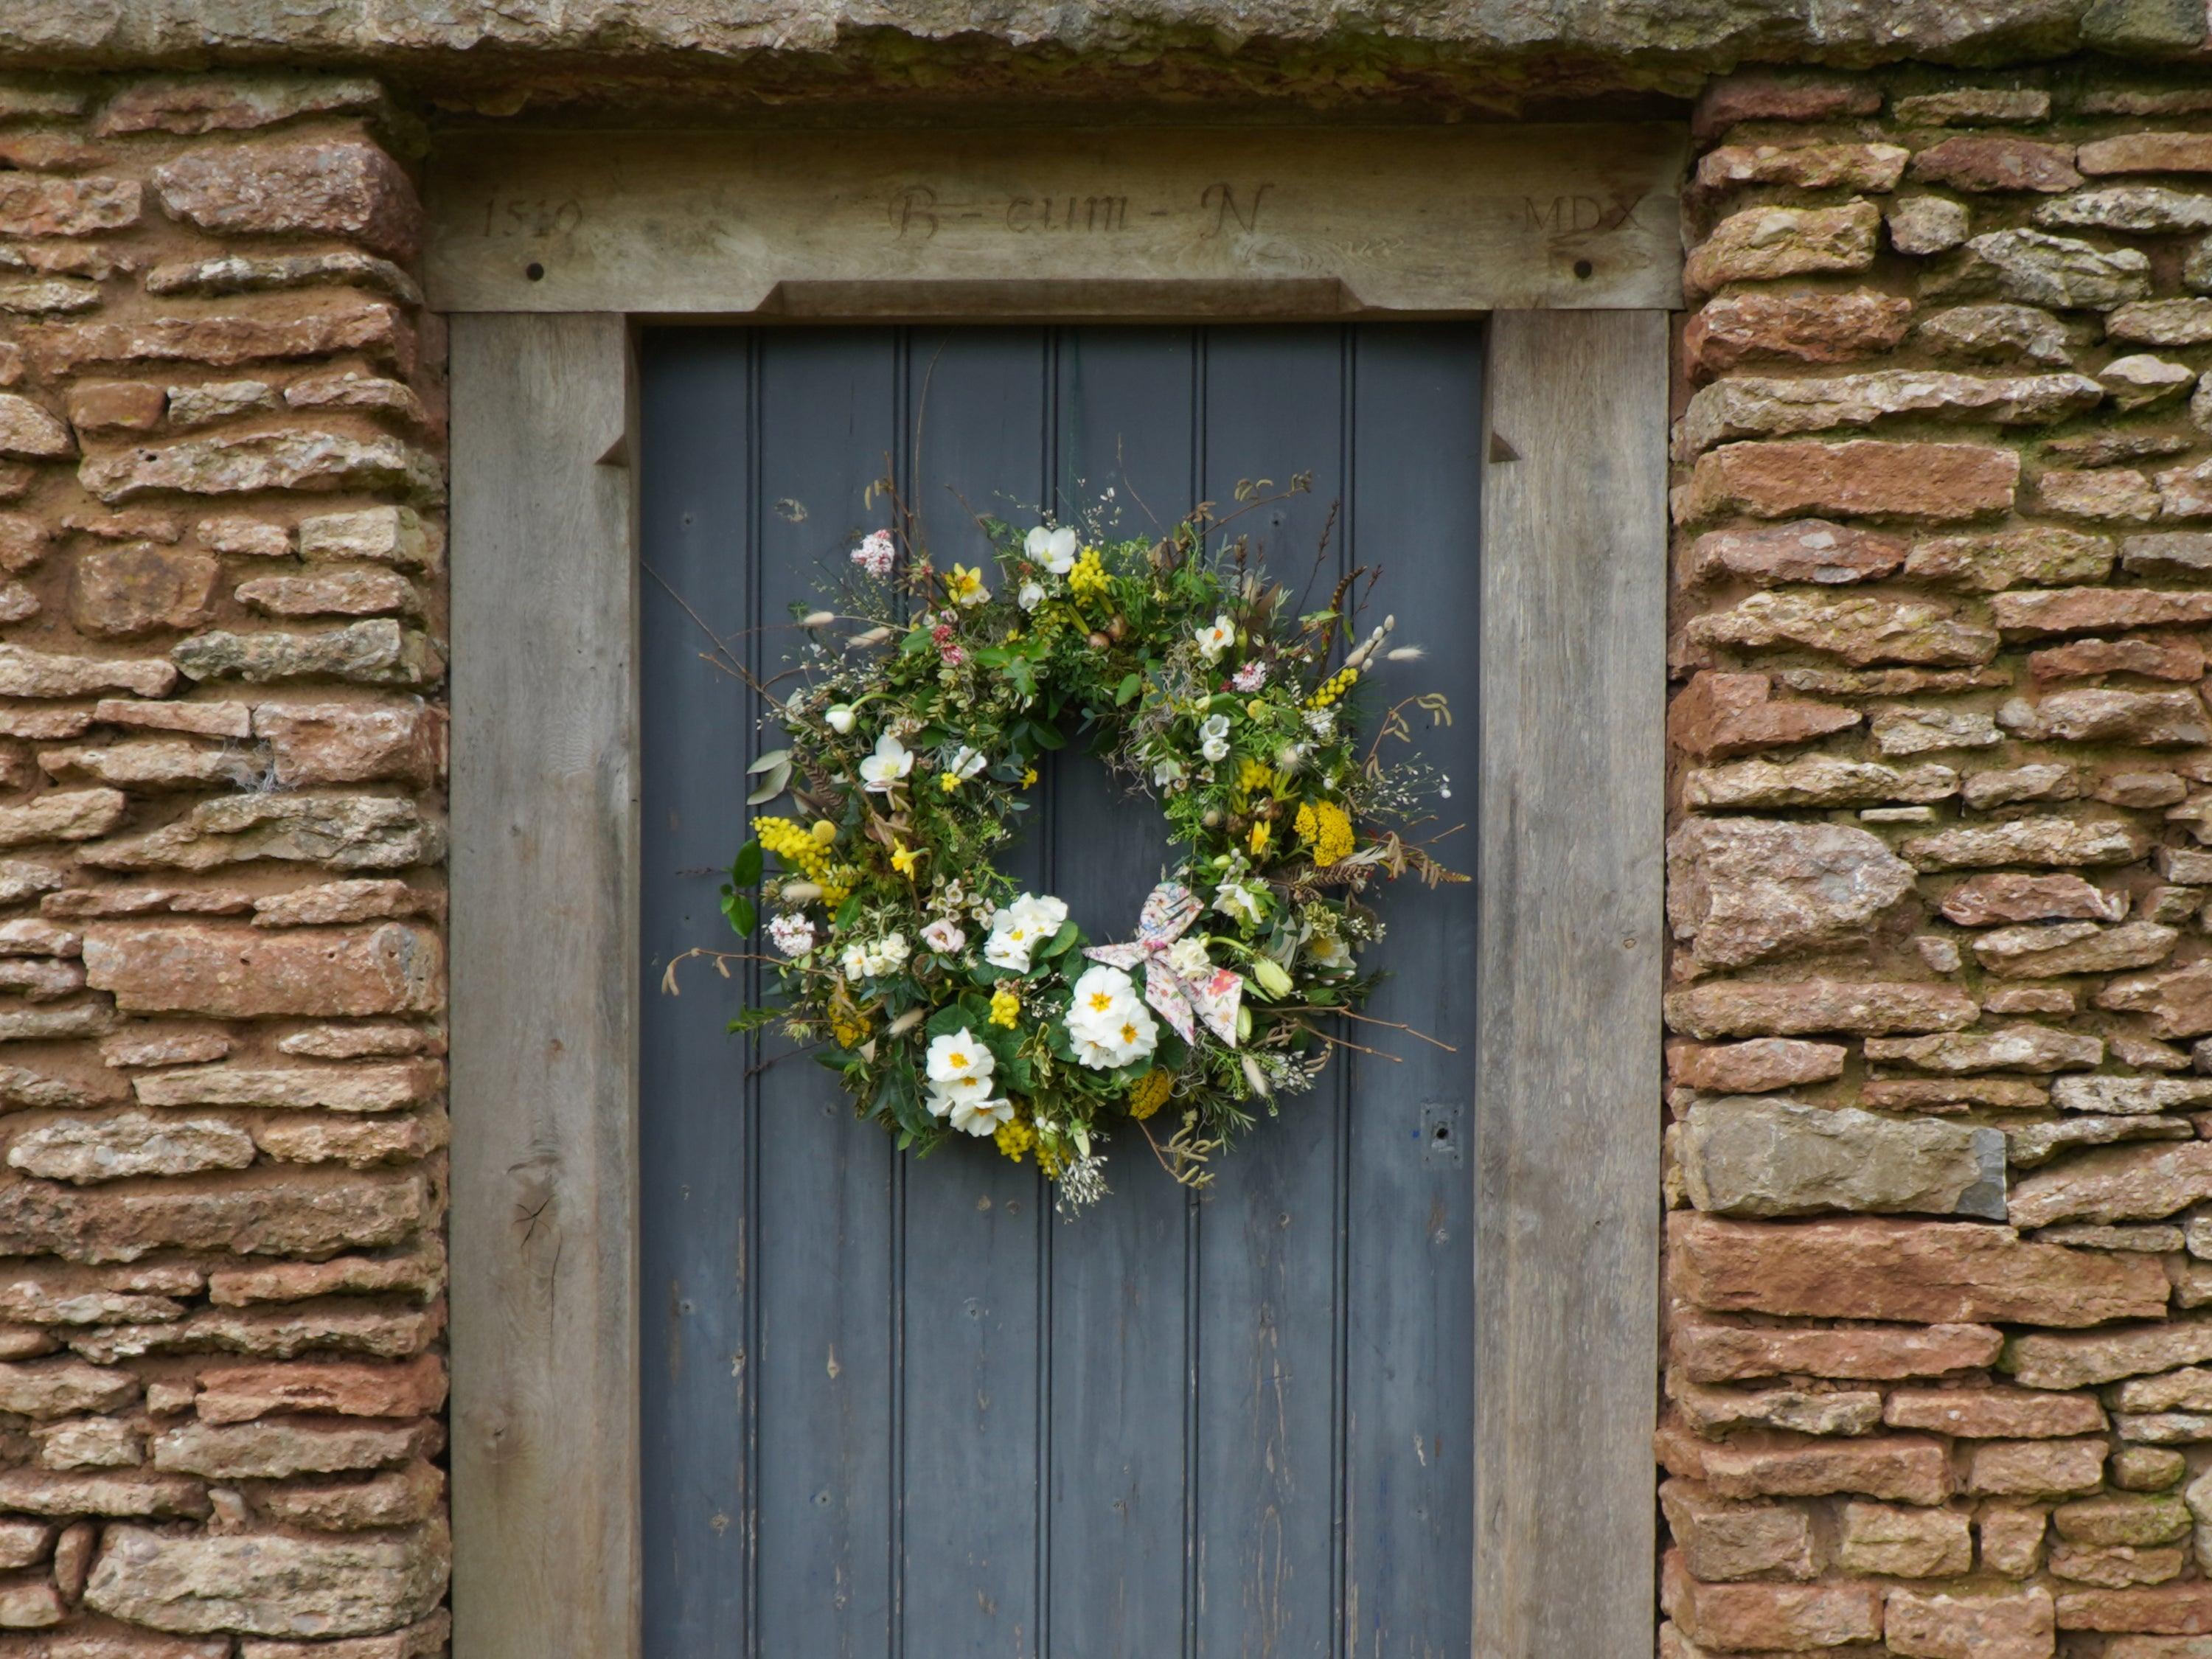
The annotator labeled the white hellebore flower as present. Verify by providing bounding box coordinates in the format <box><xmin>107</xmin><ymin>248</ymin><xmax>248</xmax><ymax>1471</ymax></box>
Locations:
<box><xmin>1194</xmin><ymin>613</ymin><xmax>1236</xmax><ymax>661</ymax></box>
<box><xmin>1026</xmin><ymin>524</ymin><xmax>1079</xmax><ymax>574</ymax></box>
<box><xmin>946</xmin><ymin>745</ymin><xmax>987</xmax><ymax>783</ymax></box>
<box><xmin>825</xmin><ymin>704</ymin><xmax>857</xmax><ymax>735</ymax></box>
<box><xmin>768</xmin><ymin>914</ymin><xmax>816</xmax><ymax>957</ymax></box>
<box><xmin>1018</xmin><ymin>580</ymin><xmax>1046</xmax><ymax>611</ymax></box>
<box><xmin>1307</xmin><ymin>933</ymin><xmax>1353</xmax><ymax>972</ymax></box>
<box><xmin>1214</xmin><ymin>881</ymin><xmax>1268</xmax><ymax>927</ymax></box>
<box><xmin>921</xmin><ymin>917</ymin><xmax>967</xmax><ymax>955</ymax></box>
<box><xmin>1065</xmin><ymin>964</ymin><xmax>1158</xmax><ymax>1071</ymax></box>
<box><xmin>858</xmin><ymin>731</ymin><xmax>914</xmax><ymax>793</ymax></box>
<box><xmin>983</xmin><ymin>892</ymin><xmax>1069</xmax><ymax>973</ymax></box>
<box><xmin>1198</xmin><ymin>712</ymin><xmax>1232</xmax><ymax>764</ymax></box>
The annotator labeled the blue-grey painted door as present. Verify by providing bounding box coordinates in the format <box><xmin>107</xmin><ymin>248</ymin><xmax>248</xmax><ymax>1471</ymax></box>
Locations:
<box><xmin>639</xmin><ymin>325</ymin><xmax>1480</xmax><ymax>1658</ymax></box>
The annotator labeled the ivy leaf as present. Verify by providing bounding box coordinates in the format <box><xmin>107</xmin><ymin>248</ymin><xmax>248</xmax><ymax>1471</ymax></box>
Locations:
<box><xmin>731</xmin><ymin>838</ymin><xmax>764</xmax><ymax>887</ymax></box>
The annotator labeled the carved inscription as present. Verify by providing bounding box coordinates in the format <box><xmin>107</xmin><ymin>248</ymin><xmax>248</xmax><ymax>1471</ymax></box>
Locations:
<box><xmin>1524</xmin><ymin>192</ymin><xmax>1650</xmax><ymax>237</ymax></box>
<box><xmin>888</xmin><ymin>181</ymin><xmax>1272</xmax><ymax>240</ymax></box>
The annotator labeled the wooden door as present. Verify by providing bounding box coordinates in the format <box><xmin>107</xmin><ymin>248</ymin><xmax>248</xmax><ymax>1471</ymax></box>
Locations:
<box><xmin>638</xmin><ymin>325</ymin><xmax>1481</xmax><ymax>1657</ymax></box>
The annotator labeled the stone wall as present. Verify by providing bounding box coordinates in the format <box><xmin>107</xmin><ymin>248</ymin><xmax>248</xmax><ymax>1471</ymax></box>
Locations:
<box><xmin>0</xmin><ymin>71</ymin><xmax>450</xmax><ymax>1658</ymax></box>
<box><xmin>1666</xmin><ymin>66</ymin><xmax>2212</xmax><ymax>1659</ymax></box>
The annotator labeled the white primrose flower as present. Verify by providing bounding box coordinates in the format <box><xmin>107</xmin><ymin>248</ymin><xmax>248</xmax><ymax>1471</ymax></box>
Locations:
<box><xmin>768</xmin><ymin>913</ymin><xmax>816</xmax><ymax>957</ymax></box>
<box><xmin>858</xmin><ymin>731</ymin><xmax>914</xmax><ymax>792</ymax></box>
<box><xmin>921</xmin><ymin>917</ymin><xmax>967</xmax><ymax>955</ymax></box>
<box><xmin>1214</xmin><ymin>881</ymin><xmax>1268</xmax><ymax>927</ymax></box>
<box><xmin>825</xmin><ymin>704</ymin><xmax>857</xmax><ymax>734</ymax></box>
<box><xmin>1018</xmin><ymin>580</ymin><xmax>1046</xmax><ymax>611</ymax></box>
<box><xmin>1026</xmin><ymin>524</ymin><xmax>1079</xmax><ymax>574</ymax></box>
<box><xmin>1194</xmin><ymin>613</ymin><xmax>1236</xmax><ymax>661</ymax></box>
<box><xmin>925</xmin><ymin>1026</ymin><xmax>995</xmax><ymax>1089</ymax></box>
<box><xmin>983</xmin><ymin>892</ymin><xmax>1069</xmax><ymax>971</ymax></box>
<box><xmin>1065</xmin><ymin>964</ymin><xmax>1158</xmax><ymax>1070</ymax></box>
<box><xmin>946</xmin><ymin>1093</ymin><xmax>1016</xmax><ymax>1136</ymax></box>
<box><xmin>1198</xmin><ymin>713</ymin><xmax>1232</xmax><ymax>764</ymax></box>
<box><xmin>851</xmin><ymin>529</ymin><xmax>897</xmax><ymax>578</ymax></box>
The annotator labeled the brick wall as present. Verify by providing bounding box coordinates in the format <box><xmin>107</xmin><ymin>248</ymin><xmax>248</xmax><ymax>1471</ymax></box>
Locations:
<box><xmin>0</xmin><ymin>71</ymin><xmax>449</xmax><ymax>1656</ymax></box>
<box><xmin>1666</xmin><ymin>68</ymin><xmax>2212</xmax><ymax>1658</ymax></box>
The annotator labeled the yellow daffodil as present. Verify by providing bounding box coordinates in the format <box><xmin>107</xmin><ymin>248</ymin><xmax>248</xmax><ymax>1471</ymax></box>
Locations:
<box><xmin>1248</xmin><ymin>821</ymin><xmax>1272</xmax><ymax>856</ymax></box>
<box><xmin>947</xmin><ymin>563</ymin><xmax>989</xmax><ymax>607</ymax></box>
<box><xmin>890</xmin><ymin>839</ymin><xmax>923</xmax><ymax>878</ymax></box>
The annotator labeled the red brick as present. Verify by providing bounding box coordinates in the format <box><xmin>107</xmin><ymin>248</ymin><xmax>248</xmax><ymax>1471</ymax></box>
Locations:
<box><xmin>1668</xmin><ymin>670</ymin><xmax>1860</xmax><ymax>759</ymax></box>
<box><xmin>2059</xmin><ymin>1585</ymin><xmax>2212</xmax><ymax>1634</ymax></box>
<box><xmin>1685</xmin><ymin>291</ymin><xmax>1914</xmax><ymax>374</ymax></box>
<box><xmin>1669</xmin><ymin>1315</ymin><xmax>2002</xmax><ymax>1382</ymax></box>
<box><xmin>151</xmin><ymin>137</ymin><xmax>421</xmax><ymax>260</ymax></box>
<box><xmin>1884</xmin><ymin>1386</ymin><xmax>2107</xmax><ymax>1439</ymax></box>
<box><xmin>80</xmin><ymin>922</ymin><xmax>444</xmax><ymax>1019</ymax></box>
<box><xmin>1691</xmin><ymin>75</ymin><xmax>1882</xmax><ymax>139</ymax></box>
<box><xmin>1662</xmin><ymin>1551</ymin><xmax>1883</xmax><ymax>1650</ymax></box>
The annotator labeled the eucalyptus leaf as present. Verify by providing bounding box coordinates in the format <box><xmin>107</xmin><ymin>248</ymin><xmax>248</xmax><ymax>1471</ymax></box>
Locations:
<box><xmin>747</xmin><ymin>748</ymin><xmax>791</xmax><ymax>775</ymax></box>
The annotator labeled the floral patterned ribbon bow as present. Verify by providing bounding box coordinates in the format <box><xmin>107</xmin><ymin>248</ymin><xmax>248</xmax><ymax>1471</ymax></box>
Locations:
<box><xmin>1083</xmin><ymin>880</ymin><xmax>1243</xmax><ymax>1047</ymax></box>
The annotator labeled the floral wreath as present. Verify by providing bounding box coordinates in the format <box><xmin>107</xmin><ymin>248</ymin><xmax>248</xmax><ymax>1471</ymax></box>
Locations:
<box><xmin>681</xmin><ymin>477</ymin><xmax>1461</xmax><ymax>1213</ymax></box>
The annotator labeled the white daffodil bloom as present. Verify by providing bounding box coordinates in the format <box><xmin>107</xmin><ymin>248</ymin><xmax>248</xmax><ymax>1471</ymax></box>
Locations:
<box><xmin>1026</xmin><ymin>524</ymin><xmax>1079</xmax><ymax>574</ymax></box>
<box><xmin>1199</xmin><ymin>712</ymin><xmax>1232</xmax><ymax>764</ymax></box>
<box><xmin>947</xmin><ymin>1093</ymin><xmax>1016</xmax><ymax>1136</ymax></box>
<box><xmin>858</xmin><ymin>731</ymin><xmax>914</xmax><ymax>792</ymax></box>
<box><xmin>1194</xmin><ymin>613</ymin><xmax>1236</xmax><ymax>661</ymax></box>
<box><xmin>921</xmin><ymin>917</ymin><xmax>966</xmax><ymax>955</ymax></box>
<box><xmin>825</xmin><ymin>705</ymin><xmax>856</xmax><ymax>734</ymax></box>
<box><xmin>1018</xmin><ymin>580</ymin><xmax>1045</xmax><ymax>611</ymax></box>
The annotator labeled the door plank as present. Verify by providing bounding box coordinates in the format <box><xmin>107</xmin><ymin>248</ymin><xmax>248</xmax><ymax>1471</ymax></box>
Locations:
<box><xmin>1191</xmin><ymin>328</ymin><xmax>1350</xmax><ymax>1659</ymax></box>
<box><xmin>1044</xmin><ymin>328</ymin><xmax>1196</xmax><ymax>1658</ymax></box>
<box><xmin>751</xmin><ymin>333</ymin><xmax>903</xmax><ymax>1656</ymax></box>
<box><xmin>639</xmin><ymin>330</ymin><xmax>756</xmax><ymax>1657</ymax></box>
<box><xmin>1472</xmin><ymin>310</ymin><xmax>1664</xmax><ymax>1656</ymax></box>
<box><xmin>896</xmin><ymin>329</ymin><xmax>1051</xmax><ymax>1658</ymax></box>
<box><xmin>1340</xmin><ymin>326</ymin><xmax>1482</xmax><ymax>1659</ymax></box>
<box><xmin>451</xmin><ymin>312</ymin><xmax>641</xmax><ymax>1659</ymax></box>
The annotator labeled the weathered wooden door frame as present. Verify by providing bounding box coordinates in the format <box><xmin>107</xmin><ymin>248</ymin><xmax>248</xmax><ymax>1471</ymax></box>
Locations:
<box><xmin>440</xmin><ymin>131</ymin><xmax>1672</xmax><ymax>1659</ymax></box>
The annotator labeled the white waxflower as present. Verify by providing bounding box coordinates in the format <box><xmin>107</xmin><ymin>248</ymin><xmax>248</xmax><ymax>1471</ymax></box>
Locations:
<box><xmin>921</xmin><ymin>917</ymin><xmax>967</xmax><ymax>955</ymax></box>
<box><xmin>858</xmin><ymin>731</ymin><xmax>914</xmax><ymax>792</ymax></box>
<box><xmin>768</xmin><ymin>914</ymin><xmax>816</xmax><ymax>957</ymax></box>
<box><xmin>825</xmin><ymin>705</ymin><xmax>856</xmax><ymax>734</ymax></box>
<box><xmin>1199</xmin><ymin>713</ymin><xmax>1232</xmax><ymax>764</ymax></box>
<box><xmin>1018</xmin><ymin>580</ymin><xmax>1045</xmax><ymax>611</ymax></box>
<box><xmin>925</xmin><ymin>1027</ymin><xmax>995</xmax><ymax>1088</ymax></box>
<box><xmin>1026</xmin><ymin>524</ymin><xmax>1079</xmax><ymax>574</ymax></box>
<box><xmin>1194</xmin><ymin>613</ymin><xmax>1236</xmax><ymax>661</ymax></box>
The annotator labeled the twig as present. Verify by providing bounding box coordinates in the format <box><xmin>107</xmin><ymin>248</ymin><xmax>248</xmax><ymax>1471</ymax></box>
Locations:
<box><xmin>1281</xmin><ymin>1007</ymin><xmax>1458</xmax><ymax>1051</ymax></box>
<box><xmin>1295</xmin><ymin>1021</ymin><xmax>1403</xmax><ymax>1062</ymax></box>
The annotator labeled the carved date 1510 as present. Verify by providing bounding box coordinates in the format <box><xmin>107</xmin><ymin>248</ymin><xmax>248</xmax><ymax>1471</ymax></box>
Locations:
<box><xmin>888</xmin><ymin>181</ymin><xmax>1272</xmax><ymax>240</ymax></box>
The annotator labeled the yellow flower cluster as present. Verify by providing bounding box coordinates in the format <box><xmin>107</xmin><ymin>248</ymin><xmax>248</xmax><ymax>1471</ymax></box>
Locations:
<box><xmin>1034</xmin><ymin>1138</ymin><xmax>1068</xmax><ymax>1178</ymax></box>
<box><xmin>1295</xmin><ymin>799</ymin><xmax>1356</xmax><ymax>868</ymax></box>
<box><xmin>1127</xmin><ymin>1068</ymin><xmax>1174</xmax><ymax>1121</ymax></box>
<box><xmin>757</xmin><ymin>817</ymin><xmax>855</xmax><ymax>904</ymax></box>
<box><xmin>989</xmin><ymin>986</ymin><xmax>1021</xmax><ymax>1028</ymax></box>
<box><xmin>1068</xmin><ymin>548</ymin><xmax>1109</xmax><ymax>601</ymax></box>
<box><xmin>1231</xmin><ymin>757</ymin><xmax>1273</xmax><ymax>808</ymax></box>
<box><xmin>829</xmin><ymin>1003</ymin><xmax>871</xmax><ymax>1048</ymax></box>
<box><xmin>1307</xmin><ymin>666</ymin><xmax>1359</xmax><ymax>709</ymax></box>
<box><xmin>994</xmin><ymin>1116</ymin><xmax>1036</xmax><ymax>1163</ymax></box>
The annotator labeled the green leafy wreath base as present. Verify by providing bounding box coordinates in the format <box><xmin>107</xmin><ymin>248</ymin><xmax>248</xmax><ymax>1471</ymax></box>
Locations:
<box><xmin>682</xmin><ymin>479</ymin><xmax>1461</xmax><ymax>1213</ymax></box>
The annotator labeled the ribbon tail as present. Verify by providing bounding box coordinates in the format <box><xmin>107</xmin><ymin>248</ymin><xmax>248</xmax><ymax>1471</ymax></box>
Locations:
<box><xmin>1142</xmin><ymin>961</ymin><xmax>1198</xmax><ymax>1046</ymax></box>
<box><xmin>1191</xmin><ymin>970</ymin><xmax>1244</xmax><ymax>1047</ymax></box>
<box><xmin>1083</xmin><ymin>942</ymin><xmax>1146</xmax><ymax>970</ymax></box>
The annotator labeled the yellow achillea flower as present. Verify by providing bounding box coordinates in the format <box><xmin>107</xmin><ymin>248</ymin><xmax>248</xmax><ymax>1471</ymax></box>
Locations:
<box><xmin>1127</xmin><ymin>1068</ymin><xmax>1173</xmax><ymax>1121</ymax></box>
<box><xmin>1307</xmin><ymin>666</ymin><xmax>1359</xmax><ymax>709</ymax></box>
<box><xmin>1294</xmin><ymin>799</ymin><xmax>1356</xmax><ymax>868</ymax></box>
<box><xmin>994</xmin><ymin>1116</ymin><xmax>1036</xmax><ymax>1164</ymax></box>
<box><xmin>989</xmin><ymin>986</ymin><xmax>1020</xmax><ymax>1028</ymax></box>
<box><xmin>1248</xmin><ymin>821</ymin><xmax>1271</xmax><ymax>856</ymax></box>
<box><xmin>1068</xmin><ymin>548</ymin><xmax>1109</xmax><ymax>601</ymax></box>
